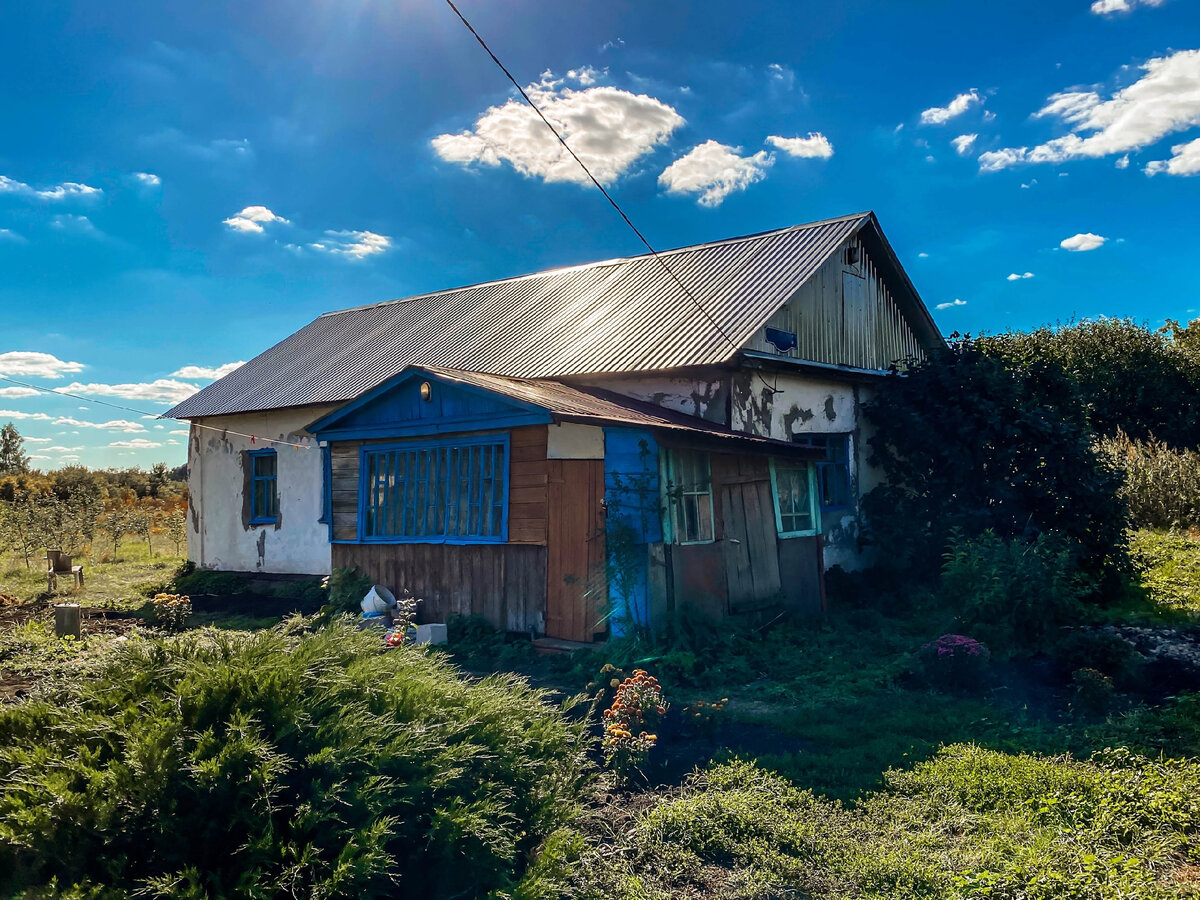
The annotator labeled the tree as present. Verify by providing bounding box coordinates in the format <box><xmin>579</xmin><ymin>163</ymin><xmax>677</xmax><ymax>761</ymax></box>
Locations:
<box><xmin>862</xmin><ymin>341</ymin><xmax>1128</xmax><ymax>588</ymax></box>
<box><xmin>0</xmin><ymin>423</ymin><xmax>30</xmax><ymax>476</ymax></box>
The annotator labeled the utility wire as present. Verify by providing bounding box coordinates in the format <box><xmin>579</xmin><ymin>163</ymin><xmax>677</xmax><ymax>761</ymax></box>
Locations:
<box><xmin>443</xmin><ymin>0</ymin><xmax>780</xmax><ymax>395</ymax></box>
<box><xmin>0</xmin><ymin>374</ymin><xmax>313</xmax><ymax>450</ymax></box>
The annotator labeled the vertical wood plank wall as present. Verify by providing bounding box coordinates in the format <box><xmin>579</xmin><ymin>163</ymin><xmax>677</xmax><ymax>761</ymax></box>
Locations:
<box><xmin>546</xmin><ymin>459</ymin><xmax>606</xmax><ymax>642</ymax></box>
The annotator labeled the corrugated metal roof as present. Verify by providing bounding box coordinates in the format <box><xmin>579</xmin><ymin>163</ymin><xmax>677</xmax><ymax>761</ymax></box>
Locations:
<box><xmin>169</xmin><ymin>212</ymin><xmax>887</xmax><ymax>419</ymax></box>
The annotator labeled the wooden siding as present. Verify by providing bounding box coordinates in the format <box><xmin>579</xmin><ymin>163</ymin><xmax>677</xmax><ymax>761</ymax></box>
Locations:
<box><xmin>328</xmin><ymin>425</ymin><xmax>549</xmax><ymax>545</ymax></box>
<box><xmin>710</xmin><ymin>454</ymin><xmax>783</xmax><ymax>612</ymax></box>
<box><xmin>744</xmin><ymin>236</ymin><xmax>924</xmax><ymax>369</ymax></box>
<box><xmin>332</xmin><ymin>542</ymin><xmax>546</xmax><ymax>632</ymax></box>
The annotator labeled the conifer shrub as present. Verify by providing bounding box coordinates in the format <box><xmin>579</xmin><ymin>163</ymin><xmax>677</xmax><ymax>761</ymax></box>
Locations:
<box><xmin>0</xmin><ymin>623</ymin><xmax>590</xmax><ymax>899</ymax></box>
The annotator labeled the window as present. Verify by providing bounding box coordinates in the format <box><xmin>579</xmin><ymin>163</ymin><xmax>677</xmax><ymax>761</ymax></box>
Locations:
<box><xmin>318</xmin><ymin>445</ymin><xmax>331</xmax><ymax>525</ymax></box>
<box><xmin>662</xmin><ymin>449</ymin><xmax>714</xmax><ymax>544</ymax></box>
<box><xmin>792</xmin><ymin>433</ymin><xmax>851</xmax><ymax>511</ymax></box>
<box><xmin>770</xmin><ymin>460</ymin><xmax>817</xmax><ymax>537</ymax></box>
<box><xmin>249</xmin><ymin>449</ymin><xmax>279</xmax><ymax>524</ymax></box>
<box><xmin>361</xmin><ymin>435</ymin><xmax>507</xmax><ymax>542</ymax></box>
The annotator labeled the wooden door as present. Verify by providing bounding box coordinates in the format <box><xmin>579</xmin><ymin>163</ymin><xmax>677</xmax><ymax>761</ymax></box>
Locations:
<box><xmin>712</xmin><ymin>455</ymin><xmax>782</xmax><ymax>612</ymax></box>
<box><xmin>545</xmin><ymin>459</ymin><xmax>606</xmax><ymax>641</ymax></box>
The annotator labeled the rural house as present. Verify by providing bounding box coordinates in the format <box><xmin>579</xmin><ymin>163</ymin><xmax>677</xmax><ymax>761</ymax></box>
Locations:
<box><xmin>167</xmin><ymin>211</ymin><xmax>943</xmax><ymax>641</ymax></box>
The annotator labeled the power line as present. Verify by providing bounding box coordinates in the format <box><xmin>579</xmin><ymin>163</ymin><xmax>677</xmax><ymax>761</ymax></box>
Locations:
<box><xmin>0</xmin><ymin>374</ymin><xmax>313</xmax><ymax>450</ymax></box>
<box><xmin>443</xmin><ymin>0</ymin><xmax>780</xmax><ymax>396</ymax></box>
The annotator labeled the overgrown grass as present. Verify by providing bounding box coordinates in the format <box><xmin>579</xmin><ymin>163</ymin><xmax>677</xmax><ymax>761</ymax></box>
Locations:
<box><xmin>540</xmin><ymin>749</ymin><xmax>1200</xmax><ymax>899</ymax></box>
<box><xmin>0</xmin><ymin>544</ymin><xmax>182</xmax><ymax>610</ymax></box>
<box><xmin>1128</xmin><ymin>530</ymin><xmax>1200</xmax><ymax>617</ymax></box>
<box><xmin>0</xmin><ymin>622</ymin><xmax>591</xmax><ymax>899</ymax></box>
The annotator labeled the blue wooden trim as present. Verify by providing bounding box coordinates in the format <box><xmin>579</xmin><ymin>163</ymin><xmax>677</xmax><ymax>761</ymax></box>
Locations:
<box><xmin>769</xmin><ymin>458</ymin><xmax>819</xmax><ymax>538</ymax></box>
<box><xmin>306</xmin><ymin>366</ymin><xmax>554</xmax><ymax>436</ymax></box>
<box><xmin>355</xmin><ymin>433</ymin><xmax>510</xmax><ymax>544</ymax></box>
<box><xmin>314</xmin><ymin>411</ymin><xmax>551</xmax><ymax>442</ymax></box>
<box><xmin>248</xmin><ymin>448</ymin><xmax>279</xmax><ymax>524</ymax></box>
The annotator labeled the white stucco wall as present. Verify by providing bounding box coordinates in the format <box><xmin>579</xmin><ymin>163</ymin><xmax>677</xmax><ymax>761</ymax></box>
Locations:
<box><xmin>187</xmin><ymin>405</ymin><xmax>341</xmax><ymax>575</ymax></box>
<box><xmin>577</xmin><ymin>371</ymin><xmax>728</xmax><ymax>423</ymax></box>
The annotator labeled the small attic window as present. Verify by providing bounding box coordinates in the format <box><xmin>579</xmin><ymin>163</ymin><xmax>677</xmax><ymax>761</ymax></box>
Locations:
<box><xmin>844</xmin><ymin>245</ymin><xmax>860</xmax><ymax>266</ymax></box>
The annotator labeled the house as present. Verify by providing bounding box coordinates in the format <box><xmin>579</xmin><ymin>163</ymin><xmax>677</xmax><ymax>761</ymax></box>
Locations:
<box><xmin>167</xmin><ymin>211</ymin><xmax>942</xmax><ymax>641</ymax></box>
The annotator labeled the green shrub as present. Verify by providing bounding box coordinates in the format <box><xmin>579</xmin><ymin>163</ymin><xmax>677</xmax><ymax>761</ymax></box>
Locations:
<box><xmin>1056</xmin><ymin>628</ymin><xmax>1142</xmax><ymax>688</ymax></box>
<box><xmin>1072</xmin><ymin>667</ymin><xmax>1117</xmax><ymax>716</ymax></box>
<box><xmin>1101</xmin><ymin>432</ymin><xmax>1200</xmax><ymax>529</ymax></box>
<box><xmin>318</xmin><ymin>566</ymin><xmax>373</xmax><ymax>620</ymax></box>
<box><xmin>941</xmin><ymin>529</ymin><xmax>1094</xmax><ymax>654</ymax></box>
<box><xmin>0</xmin><ymin>623</ymin><xmax>590</xmax><ymax>899</ymax></box>
<box><xmin>863</xmin><ymin>342</ymin><xmax>1128</xmax><ymax>586</ymax></box>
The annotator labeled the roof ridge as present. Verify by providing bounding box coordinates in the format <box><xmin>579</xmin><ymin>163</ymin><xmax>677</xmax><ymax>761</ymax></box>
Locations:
<box><xmin>317</xmin><ymin>211</ymin><xmax>873</xmax><ymax>319</ymax></box>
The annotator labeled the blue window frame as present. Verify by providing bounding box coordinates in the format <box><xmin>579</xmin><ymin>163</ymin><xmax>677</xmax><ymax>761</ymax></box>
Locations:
<box><xmin>792</xmin><ymin>433</ymin><xmax>852</xmax><ymax>511</ymax></box>
<box><xmin>318</xmin><ymin>444</ymin><xmax>331</xmax><ymax>526</ymax></box>
<box><xmin>359</xmin><ymin>434</ymin><xmax>508</xmax><ymax>543</ymax></box>
<box><xmin>248</xmin><ymin>449</ymin><xmax>279</xmax><ymax>524</ymax></box>
<box><xmin>769</xmin><ymin>459</ymin><xmax>818</xmax><ymax>537</ymax></box>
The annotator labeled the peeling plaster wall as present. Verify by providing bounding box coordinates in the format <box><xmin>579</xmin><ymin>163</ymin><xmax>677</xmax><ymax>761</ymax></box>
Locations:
<box><xmin>730</xmin><ymin>371</ymin><xmax>881</xmax><ymax>571</ymax></box>
<box><xmin>187</xmin><ymin>405</ymin><xmax>339</xmax><ymax>575</ymax></box>
<box><xmin>574</xmin><ymin>371</ymin><xmax>728</xmax><ymax>424</ymax></box>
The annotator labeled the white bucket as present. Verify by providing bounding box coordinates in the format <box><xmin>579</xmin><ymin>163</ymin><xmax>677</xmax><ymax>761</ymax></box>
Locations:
<box><xmin>361</xmin><ymin>585</ymin><xmax>397</xmax><ymax>615</ymax></box>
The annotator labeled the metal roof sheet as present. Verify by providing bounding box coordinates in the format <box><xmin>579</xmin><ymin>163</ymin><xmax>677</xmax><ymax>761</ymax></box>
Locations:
<box><xmin>169</xmin><ymin>212</ymin><xmax>898</xmax><ymax>419</ymax></box>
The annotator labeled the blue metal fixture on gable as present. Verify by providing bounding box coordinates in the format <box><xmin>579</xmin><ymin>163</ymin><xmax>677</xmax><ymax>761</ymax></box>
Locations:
<box><xmin>765</xmin><ymin>327</ymin><xmax>798</xmax><ymax>354</ymax></box>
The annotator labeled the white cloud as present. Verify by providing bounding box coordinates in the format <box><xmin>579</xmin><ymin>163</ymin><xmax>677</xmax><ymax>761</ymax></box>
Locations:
<box><xmin>1145</xmin><ymin>136</ymin><xmax>1200</xmax><ymax>175</ymax></box>
<box><xmin>658</xmin><ymin>141</ymin><xmax>774</xmax><ymax>207</ymax></box>
<box><xmin>980</xmin><ymin>49</ymin><xmax>1200</xmax><ymax>170</ymax></box>
<box><xmin>952</xmin><ymin>133</ymin><xmax>978</xmax><ymax>155</ymax></box>
<box><xmin>0</xmin><ymin>175</ymin><xmax>102</xmax><ymax>201</ymax></box>
<box><xmin>432</xmin><ymin>72</ymin><xmax>684</xmax><ymax>186</ymax></box>
<box><xmin>0</xmin><ymin>351</ymin><xmax>84</xmax><ymax>378</ymax></box>
<box><xmin>23</xmin><ymin>437</ymin><xmax>52</xmax><ymax>443</ymax></box>
<box><xmin>43</xmin><ymin>445</ymin><xmax>84</xmax><ymax>452</ymax></box>
<box><xmin>0</xmin><ymin>386</ymin><xmax>40</xmax><ymax>398</ymax></box>
<box><xmin>1006</xmin><ymin>272</ymin><xmax>1035</xmax><ymax>280</ymax></box>
<box><xmin>28</xmin><ymin>455</ymin><xmax>50</xmax><ymax>462</ymax></box>
<box><xmin>309</xmin><ymin>230</ymin><xmax>392</xmax><ymax>259</ymax></box>
<box><xmin>1060</xmin><ymin>232</ymin><xmax>1108</xmax><ymax>251</ymax></box>
<box><xmin>133</xmin><ymin>172</ymin><xmax>161</xmax><ymax>186</ymax></box>
<box><xmin>918</xmin><ymin>252</ymin><xmax>929</xmax><ymax>258</ymax></box>
<box><xmin>1091</xmin><ymin>0</ymin><xmax>1165</xmax><ymax>15</ymax></box>
<box><xmin>223</xmin><ymin>205</ymin><xmax>289</xmax><ymax>233</ymax></box>
<box><xmin>765</xmin><ymin>133</ymin><xmax>834</xmax><ymax>158</ymax></box>
<box><xmin>0</xmin><ymin>228</ymin><xmax>24</xmax><ymax>243</ymax></box>
<box><xmin>566</xmin><ymin>66</ymin><xmax>603</xmax><ymax>86</ymax></box>
<box><xmin>1115</xmin><ymin>154</ymin><xmax>1130</xmax><ymax>168</ymax></box>
<box><xmin>108</xmin><ymin>438</ymin><xmax>163</xmax><ymax>449</ymax></box>
<box><xmin>0</xmin><ymin>409</ymin><xmax>51</xmax><ymax>420</ymax></box>
<box><xmin>920</xmin><ymin>90</ymin><xmax>983</xmax><ymax>125</ymax></box>
<box><xmin>63</xmin><ymin>379</ymin><xmax>199</xmax><ymax>404</ymax></box>
<box><xmin>169</xmin><ymin>429</ymin><xmax>189</xmax><ymax>435</ymax></box>
<box><xmin>170</xmin><ymin>361</ymin><xmax>244</xmax><ymax>380</ymax></box>
<box><xmin>935</xmin><ymin>299</ymin><xmax>968</xmax><ymax>310</ymax></box>
<box><xmin>53</xmin><ymin>417</ymin><xmax>146</xmax><ymax>433</ymax></box>
<box><xmin>50</xmin><ymin>214</ymin><xmax>100</xmax><ymax>236</ymax></box>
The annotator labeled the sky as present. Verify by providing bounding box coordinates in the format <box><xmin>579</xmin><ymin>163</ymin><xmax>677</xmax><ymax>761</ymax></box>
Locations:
<box><xmin>1</xmin><ymin>0</ymin><xmax>1199</xmax><ymax>469</ymax></box>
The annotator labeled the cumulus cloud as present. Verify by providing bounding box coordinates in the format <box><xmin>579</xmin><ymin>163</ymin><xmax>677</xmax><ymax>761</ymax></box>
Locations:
<box><xmin>0</xmin><ymin>175</ymin><xmax>101</xmax><ymax>201</ymax></box>
<box><xmin>223</xmin><ymin>205</ymin><xmax>289</xmax><ymax>233</ymax></box>
<box><xmin>0</xmin><ymin>386</ymin><xmax>40</xmax><ymax>398</ymax></box>
<box><xmin>979</xmin><ymin>49</ymin><xmax>1200</xmax><ymax>170</ymax></box>
<box><xmin>1007</xmin><ymin>272</ymin><xmax>1035</xmax><ymax>280</ymax></box>
<box><xmin>432</xmin><ymin>71</ymin><xmax>684</xmax><ymax>186</ymax></box>
<box><xmin>109</xmin><ymin>438</ymin><xmax>163</xmax><ymax>449</ymax></box>
<box><xmin>133</xmin><ymin>172</ymin><xmax>161</xmax><ymax>186</ymax></box>
<box><xmin>952</xmin><ymin>133</ymin><xmax>978</xmax><ymax>155</ymax></box>
<box><xmin>935</xmin><ymin>299</ymin><xmax>968</xmax><ymax>310</ymax></box>
<box><xmin>0</xmin><ymin>352</ymin><xmax>84</xmax><ymax>378</ymax></box>
<box><xmin>50</xmin><ymin>214</ymin><xmax>101</xmax><ymax>236</ymax></box>
<box><xmin>1060</xmin><ymin>232</ymin><xmax>1108</xmax><ymax>251</ymax></box>
<box><xmin>765</xmin><ymin>133</ymin><xmax>834</xmax><ymax>158</ymax></box>
<box><xmin>1091</xmin><ymin>0</ymin><xmax>1165</xmax><ymax>14</ymax></box>
<box><xmin>1145</xmin><ymin>136</ymin><xmax>1200</xmax><ymax>175</ymax></box>
<box><xmin>920</xmin><ymin>90</ymin><xmax>983</xmax><ymax>125</ymax></box>
<box><xmin>658</xmin><ymin>141</ymin><xmax>774</xmax><ymax>207</ymax></box>
<box><xmin>0</xmin><ymin>409</ymin><xmax>51</xmax><ymax>421</ymax></box>
<box><xmin>62</xmin><ymin>379</ymin><xmax>199</xmax><ymax>404</ymax></box>
<box><xmin>309</xmin><ymin>230</ymin><xmax>392</xmax><ymax>259</ymax></box>
<box><xmin>170</xmin><ymin>361</ymin><xmax>244</xmax><ymax>380</ymax></box>
<box><xmin>43</xmin><ymin>445</ymin><xmax>84</xmax><ymax>452</ymax></box>
<box><xmin>53</xmin><ymin>417</ymin><xmax>146</xmax><ymax>433</ymax></box>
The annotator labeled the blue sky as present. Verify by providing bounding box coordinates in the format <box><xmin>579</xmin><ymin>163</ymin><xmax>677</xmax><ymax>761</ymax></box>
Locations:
<box><xmin>1</xmin><ymin>0</ymin><xmax>1198</xmax><ymax>469</ymax></box>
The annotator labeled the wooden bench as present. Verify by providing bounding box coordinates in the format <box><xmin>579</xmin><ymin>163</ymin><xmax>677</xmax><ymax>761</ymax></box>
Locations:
<box><xmin>46</xmin><ymin>550</ymin><xmax>84</xmax><ymax>592</ymax></box>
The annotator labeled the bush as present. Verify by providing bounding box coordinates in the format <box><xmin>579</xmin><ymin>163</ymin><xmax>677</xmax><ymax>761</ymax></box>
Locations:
<box><xmin>318</xmin><ymin>566</ymin><xmax>373</xmax><ymax>620</ymax></box>
<box><xmin>863</xmin><ymin>342</ymin><xmax>1128</xmax><ymax>586</ymax></box>
<box><xmin>1101</xmin><ymin>432</ymin><xmax>1200</xmax><ymax>529</ymax></box>
<box><xmin>940</xmin><ymin>529</ymin><xmax>1094</xmax><ymax>654</ymax></box>
<box><xmin>0</xmin><ymin>623</ymin><xmax>590</xmax><ymax>899</ymax></box>
<box><xmin>916</xmin><ymin>634</ymin><xmax>991</xmax><ymax>692</ymax></box>
<box><xmin>1056</xmin><ymin>628</ymin><xmax>1142</xmax><ymax>688</ymax></box>
<box><xmin>1072</xmin><ymin>667</ymin><xmax>1116</xmax><ymax>716</ymax></box>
